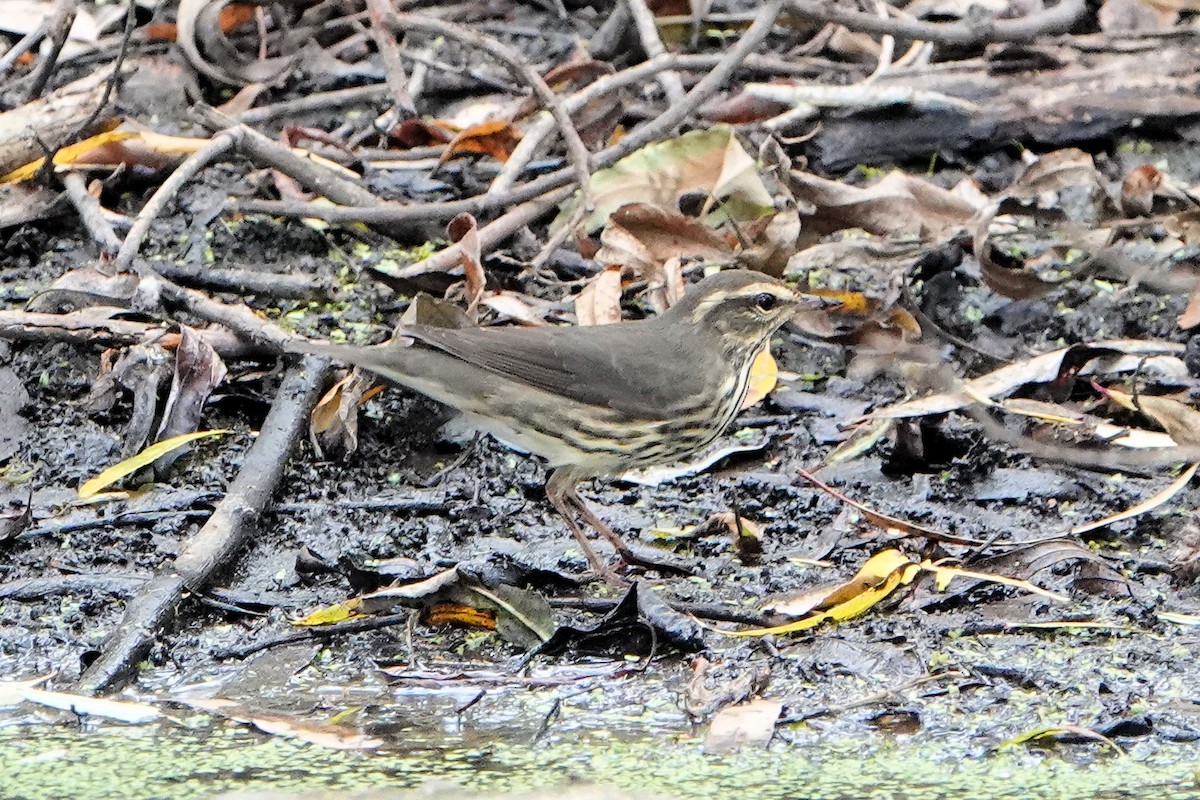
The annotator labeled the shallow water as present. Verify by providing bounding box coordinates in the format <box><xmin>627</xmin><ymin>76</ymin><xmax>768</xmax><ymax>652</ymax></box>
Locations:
<box><xmin>3</xmin><ymin>721</ymin><xmax>1199</xmax><ymax>800</ymax></box>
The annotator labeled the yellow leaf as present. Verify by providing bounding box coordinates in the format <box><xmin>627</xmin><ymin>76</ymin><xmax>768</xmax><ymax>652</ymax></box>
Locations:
<box><xmin>713</xmin><ymin>549</ymin><xmax>919</xmax><ymax>637</ymax></box>
<box><xmin>294</xmin><ymin>598</ymin><xmax>364</xmax><ymax>626</ymax></box>
<box><xmin>741</xmin><ymin>349</ymin><xmax>778</xmax><ymax>409</ymax></box>
<box><xmin>77</xmin><ymin>429</ymin><xmax>229</xmax><ymax>498</ymax></box>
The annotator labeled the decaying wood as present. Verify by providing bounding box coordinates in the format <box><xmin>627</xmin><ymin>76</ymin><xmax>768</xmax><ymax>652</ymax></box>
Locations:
<box><xmin>0</xmin><ymin>68</ymin><xmax>118</xmax><ymax>176</ymax></box>
<box><xmin>805</xmin><ymin>42</ymin><xmax>1200</xmax><ymax>171</ymax></box>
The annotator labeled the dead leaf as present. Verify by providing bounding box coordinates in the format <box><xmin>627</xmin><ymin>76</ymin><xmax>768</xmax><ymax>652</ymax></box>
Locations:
<box><xmin>559</xmin><ymin>126</ymin><xmax>775</xmax><ymax>232</ymax></box>
<box><xmin>153</xmin><ymin>325</ymin><xmax>227</xmax><ymax>473</ymax></box>
<box><xmin>741</xmin><ymin>349</ymin><xmax>778</xmax><ymax>409</ymax></box>
<box><xmin>439</xmin><ymin>120</ymin><xmax>522</xmax><ymax>163</ymax></box>
<box><xmin>704</xmin><ymin>698</ymin><xmax>782</xmax><ymax>754</ymax></box>
<box><xmin>1100</xmin><ymin>386</ymin><xmax>1200</xmax><ymax>447</ymax></box>
<box><xmin>181</xmin><ymin>697</ymin><xmax>384</xmax><ymax>750</ymax></box>
<box><xmin>2</xmin><ymin>129</ymin><xmax>207</xmax><ymax>184</ymax></box>
<box><xmin>79</xmin><ymin>430</ymin><xmax>229</xmax><ymax>498</ymax></box>
<box><xmin>1178</xmin><ymin>283</ymin><xmax>1200</xmax><ymax>329</ymax></box>
<box><xmin>447</xmin><ymin>213</ymin><xmax>485</xmax><ymax>318</ymax></box>
<box><xmin>974</xmin><ymin>202</ymin><xmax>1061</xmax><ymax>300</ymax></box>
<box><xmin>596</xmin><ymin>203</ymin><xmax>732</xmax><ymax>266</ymax></box>
<box><xmin>864</xmin><ymin>340</ymin><xmax>1186</xmax><ymax>421</ymax></box>
<box><xmin>575</xmin><ymin>267</ymin><xmax>624</xmax><ymax>326</ymax></box>
<box><xmin>787</xmin><ymin>169</ymin><xmax>982</xmax><ymax>242</ymax></box>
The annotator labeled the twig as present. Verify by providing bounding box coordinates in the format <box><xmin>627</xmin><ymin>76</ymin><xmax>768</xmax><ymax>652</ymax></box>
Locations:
<box><xmin>61</xmin><ymin>0</ymin><xmax>137</xmax><ymax>144</ymax></box>
<box><xmin>23</xmin><ymin>0</ymin><xmax>77</xmax><ymax>101</ymax></box>
<box><xmin>384</xmin><ymin>12</ymin><xmax>593</xmax><ymax>215</ymax></box>
<box><xmin>235</xmin><ymin>84</ymin><xmax>390</xmax><ymax>124</ymax></box>
<box><xmin>60</xmin><ymin>171</ymin><xmax>122</xmax><ymax>256</ymax></box>
<box><xmin>364</xmin><ymin>0</ymin><xmax>416</xmax><ymax>117</ymax></box>
<box><xmin>0</xmin><ymin>14</ymin><xmax>52</xmax><ymax>79</ymax></box>
<box><xmin>784</xmin><ymin>0</ymin><xmax>1086</xmax><ymax>46</ymax></box>
<box><xmin>20</xmin><ymin>510</ymin><xmax>214</xmax><ymax>540</ymax></box>
<box><xmin>152</xmin><ymin>263</ymin><xmax>333</xmax><ymax>300</ymax></box>
<box><xmin>0</xmin><ymin>309</ymin><xmax>255</xmax><ymax>357</ymax></box>
<box><xmin>391</xmin><ymin>185</ymin><xmax>574</xmax><ymax>278</ymax></box>
<box><xmin>113</xmin><ymin>132</ymin><xmax>236</xmax><ymax>271</ymax></box>
<box><xmin>213</xmin><ymin>611</ymin><xmax>413</xmax><ymax>660</ymax></box>
<box><xmin>622</xmin><ymin>0</ymin><xmax>687</xmax><ymax>104</ymax></box>
<box><xmin>241</xmin><ymin>1</ymin><xmax>786</xmax><ymax>230</ymax></box>
<box><xmin>73</xmin><ymin>355</ymin><xmax>331</xmax><ymax>694</ymax></box>
<box><xmin>0</xmin><ymin>574</ymin><xmax>149</xmax><ymax>600</ymax></box>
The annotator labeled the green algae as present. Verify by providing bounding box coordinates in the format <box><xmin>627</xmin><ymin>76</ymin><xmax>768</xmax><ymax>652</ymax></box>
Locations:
<box><xmin>2</xmin><ymin>724</ymin><xmax>1199</xmax><ymax>800</ymax></box>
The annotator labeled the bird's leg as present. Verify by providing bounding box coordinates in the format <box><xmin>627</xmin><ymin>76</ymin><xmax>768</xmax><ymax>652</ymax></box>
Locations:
<box><xmin>546</xmin><ymin>470</ymin><xmax>625</xmax><ymax>585</ymax></box>
<box><xmin>566</xmin><ymin>485</ymin><xmax>696</xmax><ymax>577</ymax></box>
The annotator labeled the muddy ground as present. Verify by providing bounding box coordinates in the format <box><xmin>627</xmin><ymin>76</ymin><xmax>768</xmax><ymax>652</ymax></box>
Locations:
<box><xmin>2</xmin><ymin>2</ymin><xmax>1200</xmax><ymax>792</ymax></box>
<box><xmin>3</xmin><ymin>132</ymin><xmax>1200</xmax><ymax>768</ymax></box>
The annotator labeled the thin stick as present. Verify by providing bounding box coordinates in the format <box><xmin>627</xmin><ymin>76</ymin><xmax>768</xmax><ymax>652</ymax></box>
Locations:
<box><xmin>784</xmin><ymin>0</ymin><xmax>1085</xmax><ymax>46</ymax></box>
<box><xmin>385</xmin><ymin>12</ymin><xmax>593</xmax><ymax>214</ymax></box>
<box><xmin>622</xmin><ymin>0</ymin><xmax>686</xmax><ymax>104</ymax></box>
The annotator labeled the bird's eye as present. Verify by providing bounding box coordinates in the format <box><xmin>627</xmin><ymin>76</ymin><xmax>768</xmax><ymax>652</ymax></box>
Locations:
<box><xmin>753</xmin><ymin>292</ymin><xmax>778</xmax><ymax>312</ymax></box>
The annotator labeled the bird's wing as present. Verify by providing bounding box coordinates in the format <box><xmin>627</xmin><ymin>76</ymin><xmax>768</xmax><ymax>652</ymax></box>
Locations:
<box><xmin>407</xmin><ymin>322</ymin><xmax>711</xmax><ymax>418</ymax></box>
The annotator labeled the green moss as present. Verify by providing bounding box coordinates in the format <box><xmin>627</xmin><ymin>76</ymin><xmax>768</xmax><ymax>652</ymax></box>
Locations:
<box><xmin>3</xmin><ymin>726</ymin><xmax>1200</xmax><ymax>800</ymax></box>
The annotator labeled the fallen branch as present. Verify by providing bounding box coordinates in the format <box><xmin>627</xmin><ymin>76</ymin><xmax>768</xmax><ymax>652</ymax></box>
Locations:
<box><xmin>784</xmin><ymin>0</ymin><xmax>1086</xmax><ymax>46</ymax></box>
<box><xmin>74</xmin><ymin>355</ymin><xmax>331</xmax><ymax>694</ymax></box>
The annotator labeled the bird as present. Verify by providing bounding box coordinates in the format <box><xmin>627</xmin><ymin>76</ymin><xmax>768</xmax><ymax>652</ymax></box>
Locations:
<box><xmin>288</xmin><ymin>268</ymin><xmax>805</xmax><ymax>581</ymax></box>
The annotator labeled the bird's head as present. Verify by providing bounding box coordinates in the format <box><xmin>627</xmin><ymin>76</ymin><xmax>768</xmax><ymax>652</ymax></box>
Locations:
<box><xmin>666</xmin><ymin>269</ymin><xmax>805</xmax><ymax>359</ymax></box>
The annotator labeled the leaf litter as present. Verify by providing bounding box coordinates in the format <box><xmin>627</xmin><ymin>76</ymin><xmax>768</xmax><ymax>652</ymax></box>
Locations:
<box><xmin>3</xmin><ymin>0</ymin><xmax>1200</xmax><ymax>769</ymax></box>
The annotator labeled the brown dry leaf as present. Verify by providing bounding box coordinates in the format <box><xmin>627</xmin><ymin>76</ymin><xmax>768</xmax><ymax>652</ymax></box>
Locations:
<box><xmin>1121</xmin><ymin>164</ymin><xmax>1164</xmax><ymax>217</ymax></box>
<box><xmin>0</xmin><ymin>492</ymin><xmax>32</xmax><ymax>543</ymax></box>
<box><xmin>439</xmin><ymin>120</ymin><xmax>522</xmax><ymax>163</ymax></box>
<box><xmin>309</xmin><ymin>370</ymin><xmax>379</xmax><ymax>456</ymax></box>
<box><xmin>1002</xmin><ymin>148</ymin><xmax>1103</xmax><ymax>208</ymax></box>
<box><xmin>704</xmin><ymin>698</ymin><xmax>782</xmax><ymax>754</ymax></box>
<box><xmin>139</xmin><ymin>2</ymin><xmax>257</xmax><ymax>41</ymax></box>
<box><xmin>388</xmin><ymin>118</ymin><xmax>455</xmax><ymax>148</ymax></box>
<box><xmin>447</xmin><ymin>213</ymin><xmax>485</xmax><ymax>318</ymax></box>
<box><xmin>864</xmin><ymin>339</ymin><xmax>1186</xmax><ymax>421</ymax></box>
<box><xmin>704</xmin><ymin>89</ymin><xmax>791</xmax><ymax>125</ymax></box>
<box><xmin>736</xmin><ymin>206</ymin><xmax>803</xmax><ymax>278</ymax></box>
<box><xmin>787</xmin><ymin>169</ymin><xmax>982</xmax><ymax>241</ymax></box>
<box><xmin>575</xmin><ymin>267</ymin><xmax>624</xmax><ymax>326</ymax></box>
<box><xmin>851</xmin><ymin>307</ymin><xmax>923</xmax><ymax>352</ymax></box>
<box><xmin>152</xmin><ymin>325</ymin><xmax>228</xmax><ymax>474</ymax></box>
<box><xmin>974</xmin><ymin>203</ymin><xmax>1061</xmax><ymax>300</ymax></box>
<box><xmin>562</xmin><ymin>126</ymin><xmax>774</xmax><ymax>232</ymax></box>
<box><xmin>597</xmin><ymin>203</ymin><xmax>732</xmax><ymax>265</ymax></box>
<box><xmin>1100</xmin><ymin>386</ymin><xmax>1200</xmax><ymax>447</ymax></box>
